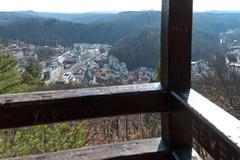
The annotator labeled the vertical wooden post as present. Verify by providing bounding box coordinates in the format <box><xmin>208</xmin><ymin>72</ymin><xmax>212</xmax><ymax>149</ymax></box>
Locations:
<box><xmin>161</xmin><ymin>0</ymin><xmax>192</xmax><ymax>92</ymax></box>
<box><xmin>160</xmin><ymin>0</ymin><xmax>193</xmax><ymax>158</ymax></box>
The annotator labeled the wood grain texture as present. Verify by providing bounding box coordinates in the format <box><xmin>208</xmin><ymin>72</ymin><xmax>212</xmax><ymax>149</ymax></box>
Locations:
<box><xmin>160</xmin><ymin>0</ymin><xmax>193</xmax><ymax>154</ymax></box>
<box><xmin>171</xmin><ymin>90</ymin><xmax>240</xmax><ymax>160</ymax></box>
<box><xmin>0</xmin><ymin>83</ymin><xmax>168</xmax><ymax>129</ymax></box>
<box><xmin>161</xmin><ymin>0</ymin><xmax>193</xmax><ymax>93</ymax></box>
<box><xmin>9</xmin><ymin>138</ymin><xmax>169</xmax><ymax>160</ymax></box>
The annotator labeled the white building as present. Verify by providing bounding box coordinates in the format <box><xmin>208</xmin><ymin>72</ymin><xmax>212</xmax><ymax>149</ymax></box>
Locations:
<box><xmin>43</xmin><ymin>64</ymin><xmax>63</xmax><ymax>83</ymax></box>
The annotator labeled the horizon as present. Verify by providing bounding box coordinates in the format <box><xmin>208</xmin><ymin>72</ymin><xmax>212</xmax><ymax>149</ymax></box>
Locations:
<box><xmin>1</xmin><ymin>10</ymin><xmax>240</xmax><ymax>14</ymax></box>
<box><xmin>0</xmin><ymin>0</ymin><xmax>240</xmax><ymax>13</ymax></box>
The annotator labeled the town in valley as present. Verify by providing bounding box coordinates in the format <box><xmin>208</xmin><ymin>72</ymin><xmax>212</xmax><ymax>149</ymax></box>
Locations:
<box><xmin>3</xmin><ymin>41</ymin><xmax>156</xmax><ymax>88</ymax></box>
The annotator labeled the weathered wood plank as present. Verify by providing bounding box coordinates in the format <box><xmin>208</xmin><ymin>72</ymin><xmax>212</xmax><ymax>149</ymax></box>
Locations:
<box><xmin>9</xmin><ymin>138</ymin><xmax>169</xmax><ymax>160</ymax></box>
<box><xmin>171</xmin><ymin>90</ymin><xmax>240</xmax><ymax>160</ymax></box>
<box><xmin>161</xmin><ymin>0</ymin><xmax>192</xmax><ymax>92</ymax></box>
<box><xmin>0</xmin><ymin>83</ymin><xmax>168</xmax><ymax>129</ymax></box>
<box><xmin>160</xmin><ymin>0</ymin><xmax>193</xmax><ymax>154</ymax></box>
<box><xmin>0</xmin><ymin>83</ymin><xmax>164</xmax><ymax>103</ymax></box>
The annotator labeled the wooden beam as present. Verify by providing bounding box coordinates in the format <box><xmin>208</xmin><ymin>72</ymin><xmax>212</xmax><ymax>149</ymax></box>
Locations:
<box><xmin>10</xmin><ymin>138</ymin><xmax>169</xmax><ymax>160</ymax></box>
<box><xmin>161</xmin><ymin>0</ymin><xmax>193</xmax><ymax>93</ymax></box>
<box><xmin>0</xmin><ymin>83</ymin><xmax>168</xmax><ymax>129</ymax></box>
<box><xmin>160</xmin><ymin>0</ymin><xmax>193</xmax><ymax>157</ymax></box>
<box><xmin>171</xmin><ymin>90</ymin><xmax>240</xmax><ymax>160</ymax></box>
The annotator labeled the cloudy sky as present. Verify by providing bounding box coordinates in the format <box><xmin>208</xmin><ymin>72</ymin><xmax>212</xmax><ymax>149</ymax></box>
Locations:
<box><xmin>0</xmin><ymin>0</ymin><xmax>239</xmax><ymax>13</ymax></box>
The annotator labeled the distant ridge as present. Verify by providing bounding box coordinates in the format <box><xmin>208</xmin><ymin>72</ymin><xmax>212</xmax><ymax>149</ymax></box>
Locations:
<box><xmin>1</xmin><ymin>10</ymin><xmax>240</xmax><ymax>63</ymax></box>
<box><xmin>0</xmin><ymin>11</ymin><xmax>160</xmax><ymax>46</ymax></box>
<box><xmin>198</xmin><ymin>10</ymin><xmax>240</xmax><ymax>14</ymax></box>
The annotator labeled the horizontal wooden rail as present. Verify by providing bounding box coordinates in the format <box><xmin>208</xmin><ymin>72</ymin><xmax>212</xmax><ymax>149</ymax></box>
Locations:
<box><xmin>0</xmin><ymin>83</ymin><xmax>168</xmax><ymax>129</ymax></box>
<box><xmin>170</xmin><ymin>90</ymin><xmax>240</xmax><ymax>160</ymax></box>
<box><xmin>8</xmin><ymin>138</ymin><xmax>169</xmax><ymax>160</ymax></box>
<box><xmin>8</xmin><ymin>138</ymin><xmax>204</xmax><ymax>160</ymax></box>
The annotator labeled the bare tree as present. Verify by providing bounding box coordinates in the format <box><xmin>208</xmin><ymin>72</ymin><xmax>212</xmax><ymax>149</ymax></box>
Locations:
<box><xmin>192</xmin><ymin>54</ymin><xmax>240</xmax><ymax>119</ymax></box>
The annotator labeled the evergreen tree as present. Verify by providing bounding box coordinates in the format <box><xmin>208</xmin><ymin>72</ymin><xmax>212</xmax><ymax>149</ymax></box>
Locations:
<box><xmin>0</xmin><ymin>44</ymin><xmax>26</xmax><ymax>94</ymax></box>
<box><xmin>0</xmin><ymin>44</ymin><xmax>85</xmax><ymax>158</ymax></box>
<box><xmin>0</xmin><ymin>44</ymin><xmax>44</xmax><ymax>94</ymax></box>
<box><xmin>22</xmin><ymin>62</ymin><xmax>44</xmax><ymax>90</ymax></box>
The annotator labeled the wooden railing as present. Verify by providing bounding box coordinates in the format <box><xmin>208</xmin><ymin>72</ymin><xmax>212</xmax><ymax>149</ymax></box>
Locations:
<box><xmin>0</xmin><ymin>0</ymin><xmax>240</xmax><ymax>159</ymax></box>
<box><xmin>0</xmin><ymin>83</ymin><xmax>239</xmax><ymax>159</ymax></box>
<box><xmin>0</xmin><ymin>83</ymin><xmax>168</xmax><ymax>129</ymax></box>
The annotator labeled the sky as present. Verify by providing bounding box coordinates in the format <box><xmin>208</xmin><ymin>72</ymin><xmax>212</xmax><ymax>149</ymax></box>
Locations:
<box><xmin>0</xmin><ymin>0</ymin><xmax>240</xmax><ymax>13</ymax></box>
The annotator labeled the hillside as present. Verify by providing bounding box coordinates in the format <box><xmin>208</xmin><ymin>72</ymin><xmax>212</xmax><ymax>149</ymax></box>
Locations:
<box><xmin>6</xmin><ymin>10</ymin><xmax>160</xmax><ymax>24</ymax></box>
<box><xmin>1</xmin><ymin>11</ymin><xmax>240</xmax><ymax>66</ymax></box>
<box><xmin>109</xmin><ymin>27</ymin><xmax>160</xmax><ymax>69</ymax></box>
<box><xmin>109</xmin><ymin>12</ymin><xmax>240</xmax><ymax>68</ymax></box>
<box><xmin>0</xmin><ymin>11</ymin><xmax>160</xmax><ymax>46</ymax></box>
<box><xmin>192</xmin><ymin>13</ymin><xmax>240</xmax><ymax>60</ymax></box>
<box><xmin>0</xmin><ymin>11</ymin><xmax>35</xmax><ymax>25</ymax></box>
<box><xmin>12</xmin><ymin>11</ymin><xmax>117</xmax><ymax>24</ymax></box>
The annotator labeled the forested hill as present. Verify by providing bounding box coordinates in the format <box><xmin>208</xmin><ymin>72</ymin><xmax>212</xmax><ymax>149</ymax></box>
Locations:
<box><xmin>1</xmin><ymin>11</ymin><xmax>240</xmax><ymax>68</ymax></box>
<box><xmin>192</xmin><ymin>13</ymin><xmax>240</xmax><ymax>60</ymax></box>
<box><xmin>109</xmin><ymin>12</ymin><xmax>240</xmax><ymax>68</ymax></box>
<box><xmin>0</xmin><ymin>11</ymin><xmax>117</xmax><ymax>24</ymax></box>
<box><xmin>109</xmin><ymin>27</ymin><xmax>160</xmax><ymax>69</ymax></box>
<box><xmin>1</xmin><ymin>11</ymin><xmax>240</xmax><ymax>48</ymax></box>
<box><xmin>0</xmin><ymin>11</ymin><xmax>34</xmax><ymax>25</ymax></box>
<box><xmin>2</xmin><ymin>10</ymin><xmax>160</xmax><ymax>24</ymax></box>
<box><xmin>193</xmin><ymin>13</ymin><xmax>240</xmax><ymax>34</ymax></box>
<box><xmin>0</xmin><ymin>11</ymin><xmax>160</xmax><ymax>46</ymax></box>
